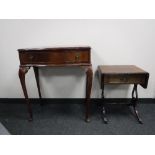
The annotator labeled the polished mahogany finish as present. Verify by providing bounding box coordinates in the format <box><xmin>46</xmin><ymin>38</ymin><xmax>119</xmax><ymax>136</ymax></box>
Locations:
<box><xmin>98</xmin><ymin>65</ymin><xmax>149</xmax><ymax>124</ymax></box>
<box><xmin>18</xmin><ymin>47</ymin><xmax>91</xmax><ymax>66</ymax></box>
<box><xmin>18</xmin><ymin>46</ymin><xmax>93</xmax><ymax>122</ymax></box>
<box><xmin>98</xmin><ymin>65</ymin><xmax>149</xmax><ymax>88</ymax></box>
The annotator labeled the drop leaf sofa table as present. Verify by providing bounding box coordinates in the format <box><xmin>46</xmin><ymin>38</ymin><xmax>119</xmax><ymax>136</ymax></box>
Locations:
<box><xmin>98</xmin><ymin>65</ymin><xmax>149</xmax><ymax>124</ymax></box>
<box><xmin>18</xmin><ymin>47</ymin><xmax>93</xmax><ymax>122</ymax></box>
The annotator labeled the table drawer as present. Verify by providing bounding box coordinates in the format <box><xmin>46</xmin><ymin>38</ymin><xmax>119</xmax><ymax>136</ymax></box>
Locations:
<box><xmin>19</xmin><ymin>52</ymin><xmax>64</xmax><ymax>64</ymax></box>
<box><xmin>19</xmin><ymin>51</ymin><xmax>90</xmax><ymax>65</ymax></box>
<box><xmin>104</xmin><ymin>74</ymin><xmax>146</xmax><ymax>84</ymax></box>
<box><xmin>64</xmin><ymin>51</ymin><xmax>90</xmax><ymax>63</ymax></box>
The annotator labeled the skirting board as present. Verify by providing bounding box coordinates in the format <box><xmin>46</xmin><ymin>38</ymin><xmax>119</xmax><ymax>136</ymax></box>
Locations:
<box><xmin>0</xmin><ymin>98</ymin><xmax>154</xmax><ymax>104</ymax></box>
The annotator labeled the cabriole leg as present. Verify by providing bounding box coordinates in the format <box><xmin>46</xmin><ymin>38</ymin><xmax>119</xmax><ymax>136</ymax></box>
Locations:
<box><xmin>19</xmin><ymin>66</ymin><xmax>33</xmax><ymax>121</ymax></box>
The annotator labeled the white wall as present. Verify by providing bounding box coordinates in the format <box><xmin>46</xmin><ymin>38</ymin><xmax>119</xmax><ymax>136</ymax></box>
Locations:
<box><xmin>0</xmin><ymin>19</ymin><xmax>155</xmax><ymax>98</ymax></box>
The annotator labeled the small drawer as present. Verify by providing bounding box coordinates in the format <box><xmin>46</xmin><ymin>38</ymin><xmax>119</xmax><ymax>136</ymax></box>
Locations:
<box><xmin>104</xmin><ymin>74</ymin><xmax>145</xmax><ymax>84</ymax></box>
<box><xmin>19</xmin><ymin>52</ymin><xmax>65</xmax><ymax>65</ymax></box>
<box><xmin>64</xmin><ymin>51</ymin><xmax>90</xmax><ymax>63</ymax></box>
<box><xmin>19</xmin><ymin>49</ymin><xmax>90</xmax><ymax>65</ymax></box>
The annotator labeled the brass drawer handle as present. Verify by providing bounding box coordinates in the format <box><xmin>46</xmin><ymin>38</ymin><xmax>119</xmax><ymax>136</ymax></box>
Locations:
<box><xmin>120</xmin><ymin>76</ymin><xmax>128</xmax><ymax>82</ymax></box>
<box><xmin>29</xmin><ymin>55</ymin><xmax>34</xmax><ymax>60</ymax></box>
<box><xmin>75</xmin><ymin>53</ymin><xmax>80</xmax><ymax>61</ymax></box>
<box><xmin>65</xmin><ymin>53</ymin><xmax>81</xmax><ymax>63</ymax></box>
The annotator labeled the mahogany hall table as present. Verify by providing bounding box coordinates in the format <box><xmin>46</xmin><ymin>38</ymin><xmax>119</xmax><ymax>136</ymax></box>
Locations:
<box><xmin>98</xmin><ymin>65</ymin><xmax>149</xmax><ymax>124</ymax></box>
<box><xmin>18</xmin><ymin>47</ymin><xmax>93</xmax><ymax>122</ymax></box>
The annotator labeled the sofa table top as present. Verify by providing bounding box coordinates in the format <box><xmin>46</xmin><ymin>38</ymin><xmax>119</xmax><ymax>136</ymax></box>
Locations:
<box><xmin>98</xmin><ymin>65</ymin><xmax>148</xmax><ymax>75</ymax></box>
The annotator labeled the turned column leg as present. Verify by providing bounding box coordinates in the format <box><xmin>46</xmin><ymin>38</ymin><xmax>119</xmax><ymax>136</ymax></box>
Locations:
<box><xmin>101</xmin><ymin>87</ymin><xmax>108</xmax><ymax>124</ymax></box>
<box><xmin>33</xmin><ymin>67</ymin><xmax>42</xmax><ymax>105</ymax></box>
<box><xmin>85</xmin><ymin>66</ymin><xmax>93</xmax><ymax>122</ymax></box>
<box><xmin>18</xmin><ymin>66</ymin><xmax>33</xmax><ymax>121</ymax></box>
<box><xmin>131</xmin><ymin>84</ymin><xmax>143</xmax><ymax>124</ymax></box>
